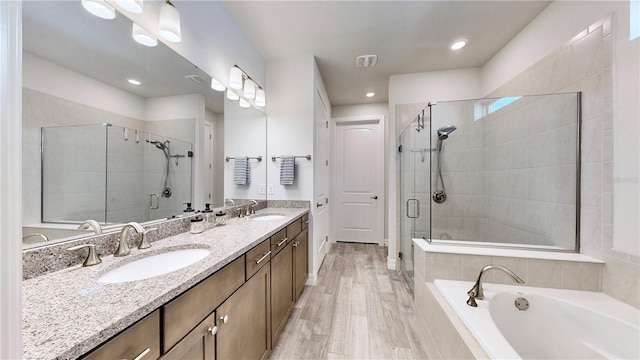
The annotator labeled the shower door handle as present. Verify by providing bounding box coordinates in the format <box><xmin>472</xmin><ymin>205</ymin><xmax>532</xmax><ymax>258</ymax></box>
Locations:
<box><xmin>406</xmin><ymin>198</ymin><xmax>420</xmax><ymax>218</ymax></box>
<box><xmin>150</xmin><ymin>193</ymin><xmax>159</xmax><ymax>209</ymax></box>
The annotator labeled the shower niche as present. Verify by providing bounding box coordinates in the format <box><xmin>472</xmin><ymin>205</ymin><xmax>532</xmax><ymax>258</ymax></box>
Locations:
<box><xmin>41</xmin><ymin>123</ymin><xmax>193</xmax><ymax>225</ymax></box>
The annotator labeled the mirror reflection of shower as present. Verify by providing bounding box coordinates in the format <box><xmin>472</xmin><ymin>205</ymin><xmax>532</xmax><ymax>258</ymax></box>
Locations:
<box><xmin>433</xmin><ymin>125</ymin><xmax>457</xmax><ymax>204</ymax></box>
<box><xmin>147</xmin><ymin>139</ymin><xmax>173</xmax><ymax>198</ymax></box>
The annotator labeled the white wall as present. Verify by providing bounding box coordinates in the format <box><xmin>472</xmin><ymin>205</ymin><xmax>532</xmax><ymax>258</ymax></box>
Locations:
<box><xmin>23</xmin><ymin>52</ymin><xmax>145</xmax><ymax>119</ymax></box>
<box><xmin>387</xmin><ymin>68</ymin><xmax>482</xmax><ymax>269</ymax></box>
<box><xmin>206</xmin><ymin>110</ymin><xmax>225</xmax><ymax>206</ymax></box>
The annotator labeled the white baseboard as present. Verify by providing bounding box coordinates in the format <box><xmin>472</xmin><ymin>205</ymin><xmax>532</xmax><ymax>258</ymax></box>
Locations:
<box><xmin>387</xmin><ymin>257</ymin><xmax>397</xmax><ymax>270</ymax></box>
<box><xmin>306</xmin><ymin>273</ymin><xmax>318</xmax><ymax>286</ymax></box>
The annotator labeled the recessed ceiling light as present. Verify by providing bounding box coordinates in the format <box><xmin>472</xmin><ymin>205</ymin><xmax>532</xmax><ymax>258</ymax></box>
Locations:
<box><xmin>366</xmin><ymin>92</ymin><xmax>375</xmax><ymax>98</ymax></box>
<box><xmin>450</xmin><ymin>39</ymin><xmax>468</xmax><ymax>50</ymax></box>
<box><xmin>128</xmin><ymin>79</ymin><xmax>141</xmax><ymax>85</ymax></box>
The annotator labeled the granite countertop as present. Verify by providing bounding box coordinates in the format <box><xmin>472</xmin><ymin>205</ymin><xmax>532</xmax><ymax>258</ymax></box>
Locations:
<box><xmin>22</xmin><ymin>207</ymin><xmax>308</xmax><ymax>360</ymax></box>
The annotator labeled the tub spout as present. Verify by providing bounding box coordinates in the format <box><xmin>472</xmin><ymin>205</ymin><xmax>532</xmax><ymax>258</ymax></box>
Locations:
<box><xmin>467</xmin><ymin>265</ymin><xmax>524</xmax><ymax>306</ymax></box>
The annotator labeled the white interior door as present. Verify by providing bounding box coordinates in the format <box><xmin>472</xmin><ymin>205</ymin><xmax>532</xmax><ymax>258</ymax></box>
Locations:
<box><xmin>314</xmin><ymin>91</ymin><xmax>330</xmax><ymax>267</ymax></box>
<box><xmin>333</xmin><ymin>117</ymin><xmax>384</xmax><ymax>244</ymax></box>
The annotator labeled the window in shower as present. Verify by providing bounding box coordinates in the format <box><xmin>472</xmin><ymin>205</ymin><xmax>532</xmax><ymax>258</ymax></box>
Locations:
<box><xmin>427</xmin><ymin>92</ymin><xmax>581</xmax><ymax>251</ymax></box>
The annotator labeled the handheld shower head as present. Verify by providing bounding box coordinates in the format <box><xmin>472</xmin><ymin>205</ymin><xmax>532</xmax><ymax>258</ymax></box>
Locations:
<box><xmin>437</xmin><ymin>125</ymin><xmax>457</xmax><ymax>140</ymax></box>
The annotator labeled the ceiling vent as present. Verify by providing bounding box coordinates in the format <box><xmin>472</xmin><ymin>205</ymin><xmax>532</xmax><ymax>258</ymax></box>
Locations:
<box><xmin>355</xmin><ymin>54</ymin><xmax>378</xmax><ymax>68</ymax></box>
<box><xmin>185</xmin><ymin>74</ymin><xmax>207</xmax><ymax>86</ymax></box>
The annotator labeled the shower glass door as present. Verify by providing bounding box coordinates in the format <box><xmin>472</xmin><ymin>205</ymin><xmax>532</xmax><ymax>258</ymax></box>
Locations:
<box><xmin>399</xmin><ymin>107</ymin><xmax>431</xmax><ymax>290</ymax></box>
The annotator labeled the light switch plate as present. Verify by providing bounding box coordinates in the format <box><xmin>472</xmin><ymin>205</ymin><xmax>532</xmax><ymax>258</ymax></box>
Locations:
<box><xmin>259</xmin><ymin>184</ymin><xmax>265</xmax><ymax>194</ymax></box>
<box><xmin>268</xmin><ymin>184</ymin><xmax>274</xmax><ymax>195</ymax></box>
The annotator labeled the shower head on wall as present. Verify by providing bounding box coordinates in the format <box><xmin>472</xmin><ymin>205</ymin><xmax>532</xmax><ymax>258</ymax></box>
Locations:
<box><xmin>146</xmin><ymin>139</ymin><xmax>170</xmax><ymax>150</ymax></box>
<box><xmin>437</xmin><ymin>125</ymin><xmax>457</xmax><ymax>140</ymax></box>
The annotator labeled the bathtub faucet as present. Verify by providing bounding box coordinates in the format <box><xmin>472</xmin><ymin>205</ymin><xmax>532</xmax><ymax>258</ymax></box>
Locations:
<box><xmin>466</xmin><ymin>265</ymin><xmax>524</xmax><ymax>307</ymax></box>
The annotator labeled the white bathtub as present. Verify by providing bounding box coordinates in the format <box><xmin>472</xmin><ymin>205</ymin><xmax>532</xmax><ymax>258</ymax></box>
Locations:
<box><xmin>434</xmin><ymin>279</ymin><xmax>640</xmax><ymax>359</ymax></box>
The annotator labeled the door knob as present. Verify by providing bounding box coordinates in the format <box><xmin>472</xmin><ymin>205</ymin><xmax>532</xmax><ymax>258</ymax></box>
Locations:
<box><xmin>316</xmin><ymin>202</ymin><xmax>324</xmax><ymax>208</ymax></box>
<box><xmin>371</xmin><ymin>195</ymin><xmax>378</xmax><ymax>199</ymax></box>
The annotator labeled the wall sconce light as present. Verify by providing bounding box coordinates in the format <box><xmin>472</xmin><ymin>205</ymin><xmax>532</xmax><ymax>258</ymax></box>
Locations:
<box><xmin>211</xmin><ymin>78</ymin><xmax>226</xmax><ymax>92</ymax></box>
<box><xmin>228</xmin><ymin>65</ymin><xmax>266</xmax><ymax>108</ymax></box>
<box><xmin>132</xmin><ymin>23</ymin><xmax>157</xmax><ymax>47</ymax></box>
<box><xmin>81</xmin><ymin>0</ymin><xmax>116</xmax><ymax>19</ymax></box>
<box><xmin>159</xmin><ymin>0</ymin><xmax>181</xmax><ymax>43</ymax></box>
<box><xmin>239</xmin><ymin>98</ymin><xmax>251</xmax><ymax>108</ymax></box>
<box><xmin>226</xmin><ymin>90</ymin><xmax>240</xmax><ymax>101</ymax></box>
<box><xmin>115</xmin><ymin>0</ymin><xmax>143</xmax><ymax>14</ymax></box>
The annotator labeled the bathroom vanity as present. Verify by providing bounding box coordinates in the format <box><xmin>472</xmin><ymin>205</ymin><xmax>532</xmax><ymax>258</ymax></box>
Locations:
<box><xmin>22</xmin><ymin>208</ymin><xmax>309</xmax><ymax>360</ymax></box>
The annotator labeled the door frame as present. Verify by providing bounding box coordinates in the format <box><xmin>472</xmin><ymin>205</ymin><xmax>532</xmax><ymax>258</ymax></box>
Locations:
<box><xmin>330</xmin><ymin>114</ymin><xmax>386</xmax><ymax>246</ymax></box>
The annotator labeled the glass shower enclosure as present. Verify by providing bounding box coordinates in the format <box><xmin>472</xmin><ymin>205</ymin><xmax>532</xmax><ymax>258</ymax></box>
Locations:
<box><xmin>399</xmin><ymin>93</ymin><xmax>581</xmax><ymax>286</ymax></box>
<box><xmin>42</xmin><ymin>123</ymin><xmax>193</xmax><ymax>225</ymax></box>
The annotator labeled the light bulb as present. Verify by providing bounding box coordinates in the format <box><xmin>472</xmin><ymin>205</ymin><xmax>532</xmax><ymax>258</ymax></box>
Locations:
<box><xmin>226</xmin><ymin>90</ymin><xmax>240</xmax><ymax>101</ymax></box>
<box><xmin>239</xmin><ymin>98</ymin><xmax>251</xmax><ymax>108</ymax></box>
<box><xmin>211</xmin><ymin>78</ymin><xmax>225</xmax><ymax>92</ymax></box>
<box><xmin>132</xmin><ymin>23</ymin><xmax>157</xmax><ymax>47</ymax></box>
<box><xmin>115</xmin><ymin>0</ymin><xmax>143</xmax><ymax>14</ymax></box>
<box><xmin>243</xmin><ymin>79</ymin><xmax>256</xmax><ymax>99</ymax></box>
<box><xmin>229</xmin><ymin>67</ymin><xmax>243</xmax><ymax>90</ymax></box>
<box><xmin>255</xmin><ymin>89</ymin><xmax>266</xmax><ymax>107</ymax></box>
<box><xmin>81</xmin><ymin>0</ymin><xmax>116</xmax><ymax>19</ymax></box>
<box><xmin>159</xmin><ymin>1</ymin><xmax>181</xmax><ymax>43</ymax></box>
<box><xmin>450</xmin><ymin>39</ymin><xmax>468</xmax><ymax>50</ymax></box>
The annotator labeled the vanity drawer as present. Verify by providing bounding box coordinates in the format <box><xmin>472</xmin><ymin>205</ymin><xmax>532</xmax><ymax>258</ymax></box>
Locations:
<box><xmin>270</xmin><ymin>228</ymin><xmax>288</xmax><ymax>256</ymax></box>
<box><xmin>84</xmin><ymin>310</ymin><xmax>160</xmax><ymax>360</ymax></box>
<box><xmin>286</xmin><ymin>217</ymin><xmax>302</xmax><ymax>240</ymax></box>
<box><xmin>301</xmin><ymin>214</ymin><xmax>309</xmax><ymax>230</ymax></box>
<box><xmin>246</xmin><ymin>238</ymin><xmax>271</xmax><ymax>280</ymax></box>
<box><xmin>162</xmin><ymin>256</ymin><xmax>245</xmax><ymax>352</ymax></box>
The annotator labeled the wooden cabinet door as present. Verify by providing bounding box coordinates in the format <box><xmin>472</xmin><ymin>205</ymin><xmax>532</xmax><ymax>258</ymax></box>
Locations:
<box><xmin>216</xmin><ymin>263</ymin><xmax>271</xmax><ymax>360</ymax></box>
<box><xmin>84</xmin><ymin>310</ymin><xmax>160</xmax><ymax>360</ymax></box>
<box><xmin>293</xmin><ymin>229</ymin><xmax>308</xmax><ymax>300</ymax></box>
<box><xmin>160</xmin><ymin>311</ymin><xmax>216</xmax><ymax>360</ymax></box>
<box><xmin>271</xmin><ymin>241</ymin><xmax>294</xmax><ymax>346</ymax></box>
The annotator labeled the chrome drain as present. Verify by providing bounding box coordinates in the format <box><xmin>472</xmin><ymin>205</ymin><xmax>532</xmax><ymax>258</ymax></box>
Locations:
<box><xmin>514</xmin><ymin>297</ymin><xmax>529</xmax><ymax>311</ymax></box>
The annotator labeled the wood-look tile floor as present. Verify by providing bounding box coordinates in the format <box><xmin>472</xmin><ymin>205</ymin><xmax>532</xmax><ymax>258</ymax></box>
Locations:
<box><xmin>268</xmin><ymin>242</ymin><xmax>432</xmax><ymax>360</ymax></box>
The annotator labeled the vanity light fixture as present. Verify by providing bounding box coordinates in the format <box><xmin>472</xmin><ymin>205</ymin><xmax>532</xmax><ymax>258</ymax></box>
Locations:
<box><xmin>243</xmin><ymin>79</ymin><xmax>256</xmax><ymax>99</ymax></box>
<box><xmin>239</xmin><ymin>98</ymin><xmax>251</xmax><ymax>108</ymax></box>
<box><xmin>255</xmin><ymin>88</ymin><xmax>266</xmax><ymax>107</ymax></box>
<box><xmin>211</xmin><ymin>78</ymin><xmax>226</xmax><ymax>92</ymax></box>
<box><xmin>81</xmin><ymin>0</ymin><xmax>116</xmax><ymax>19</ymax></box>
<box><xmin>128</xmin><ymin>79</ymin><xmax>141</xmax><ymax>85</ymax></box>
<box><xmin>366</xmin><ymin>92</ymin><xmax>375</xmax><ymax>98</ymax></box>
<box><xmin>132</xmin><ymin>23</ymin><xmax>157</xmax><ymax>47</ymax></box>
<box><xmin>115</xmin><ymin>0</ymin><xmax>143</xmax><ymax>14</ymax></box>
<box><xmin>450</xmin><ymin>38</ymin><xmax>468</xmax><ymax>50</ymax></box>
<box><xmin>226</xmin><ymin>90</ymin><xmax>240</xmax><ymax>101</ymax></box>
<box><xmin>159</xmin><ymin>0</ymin><xmax>181</xmax><ymax>43</ymax></box>
<box><xmin>229</xmin><ymin>66</ymin><xmax>244</xmax><ymax>90</ymax></box>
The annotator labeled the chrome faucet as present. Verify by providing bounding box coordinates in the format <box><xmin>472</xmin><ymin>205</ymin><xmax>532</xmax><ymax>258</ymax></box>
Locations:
<box><xmin>224</xmin><ymin>198</ymin><xmax>235</xmax><ymax>207</ymax></box>
<box><xmin>466</xmin><ymin>265</ymin><xmax>524</xmax><ymax>307</ymax></box>
<box><xmin>246</xmin><ymin>200</ymin><xmax>258</xmax><ymax>215</ymax></box>
<box><xmin>78</xmin><ymin>219</ymin><xmax>103</xmax><ymax>234</ymax></box>
<box><xmin>115</xmin><ymin>222</ymin><xmax>145</xmax><ymax>257</ymax></box>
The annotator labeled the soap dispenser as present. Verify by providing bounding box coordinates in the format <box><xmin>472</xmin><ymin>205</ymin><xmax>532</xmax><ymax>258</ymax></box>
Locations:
<box><xmin>182</xmin><ymin>202</ymin><xmax>195</xmax><ymax>217</ymax></box>
<box><xmin>203</xmin><ymin>203</ymin><xmax>214</xmax><ymax>228</ymax></box>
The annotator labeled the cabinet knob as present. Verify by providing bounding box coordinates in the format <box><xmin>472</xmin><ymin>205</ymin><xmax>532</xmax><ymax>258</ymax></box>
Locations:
<box><xmin>207</xmin><ymin>326</ymin><xmax>218</xmax><ymax>335</ymax></box>
<box><xmin>220</xmin><ymin>314</ymin><xmax>229</xmax><ymax>324</ymax></box>
<box><xmin>293</xmin><ymin>241</ymin><xmax>299</xmax><ymax>247</ymax></box>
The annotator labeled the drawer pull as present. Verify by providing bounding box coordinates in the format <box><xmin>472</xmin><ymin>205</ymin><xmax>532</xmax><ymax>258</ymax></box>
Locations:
<box><xmin>133</xmin><ymin>348</ymin><xmax>151</xmax><ymax>360</ymax></box>
<box><xmin>220</xmin><ymin>314</ymin><xmax>229</xmax><ymax>324</ymax></box>
<box><xmin>304</xmin><ymin>220</ymin><xmax>309</xmax><ymax>224</ymax></box>
<box><xmin>277</xmin><ymin>238</ymin><xmax>288</xmax><ymax>247</ymax></box>
<box><xmin>208</xmin><ymin>326</ymin><xmax>218</xmax><ymax>335</ymax></box>
<box><xmin>255</xmin><ymin>251</ymin><xmax>272</xmax><ymax>264</ymax></box>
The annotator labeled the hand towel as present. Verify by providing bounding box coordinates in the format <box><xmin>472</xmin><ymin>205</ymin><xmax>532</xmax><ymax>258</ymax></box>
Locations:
<box><xmin>234</xmin><ymin>157</ymin><xmax>248</xmax><ymax>185</ymax></box>
<box><xmin>280</xmin><ymin>155</ymin><xmax>295</xmax><ymax>185</ymax></box>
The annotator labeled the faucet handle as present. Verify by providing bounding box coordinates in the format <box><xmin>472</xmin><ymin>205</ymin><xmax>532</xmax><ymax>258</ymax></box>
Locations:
<box><xmin>466</xmin><ymin>290</ymin><xmax>478</xmax><ymax>307</ymax></box>
<box><xmin>139</xmin><ymin>228</ymin><xmax>157</xmax><ymax>249</ymax></box>
<box><xmin>66</xmin><ymin>244</ymin><xmax>102</xmax><ymax>267</ymax></box>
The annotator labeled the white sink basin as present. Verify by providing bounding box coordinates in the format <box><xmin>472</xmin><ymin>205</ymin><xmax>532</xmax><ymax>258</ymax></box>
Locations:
<box><xmin>251</xmin><ymin>214</ymin><xmax>286</xmax><ymax>221</ymax></box>
<box><xmin>97</xmin><ymin>248</ymin><xmax>210</xmax><ymax>284</ymax></box>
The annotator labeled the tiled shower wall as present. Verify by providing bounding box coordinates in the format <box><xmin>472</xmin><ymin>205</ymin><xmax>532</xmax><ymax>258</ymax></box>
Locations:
<box><xmin>24</xmin><ymin>88</ymin><xmax>195</xmax><ymax>225</ymax></box>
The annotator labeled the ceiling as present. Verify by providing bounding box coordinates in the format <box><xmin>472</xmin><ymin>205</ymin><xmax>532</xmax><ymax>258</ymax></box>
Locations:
<box><xmin>22</xmin><ymin>1</ymin><xmax>224</xmax><ymax>113</ymax></box>
<box><xmin>221</xmin><ymin>1</ymin><xmax>551</xmax><ymax>106</ymax></box>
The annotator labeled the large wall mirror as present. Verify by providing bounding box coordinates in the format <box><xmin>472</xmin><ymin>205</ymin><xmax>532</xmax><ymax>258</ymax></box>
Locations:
<box><xmin>22</xmin><ymin>1</ymin><xmax>267</xmax><ymax>249</ymax></box>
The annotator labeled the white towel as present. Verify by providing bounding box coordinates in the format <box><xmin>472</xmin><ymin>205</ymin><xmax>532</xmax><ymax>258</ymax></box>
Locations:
<box><xmin>280</xmin><ymin>155</ymin><xmax>295</xmax><ymax>185</ymax></box>
<box><xmin>234</xmin><ymin>157</ymin><xmax>249</xmax><ymax>185</ymax></box>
